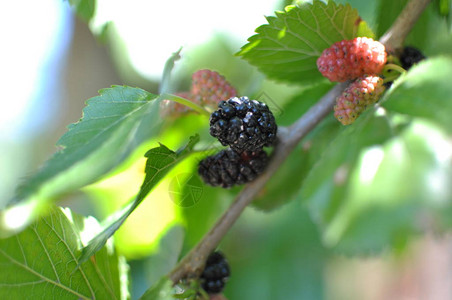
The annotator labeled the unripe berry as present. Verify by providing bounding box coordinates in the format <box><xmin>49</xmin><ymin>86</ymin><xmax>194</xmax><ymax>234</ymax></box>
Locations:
<box><xmin>317</xmin><ymin>37</ymin><xmax>387</xmax><ymax>82</ymax></box>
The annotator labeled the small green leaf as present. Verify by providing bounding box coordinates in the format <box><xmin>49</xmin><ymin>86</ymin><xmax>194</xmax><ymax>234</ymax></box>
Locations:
<box><xmin>0</xmin><ymin>207</ymin><xmax>128</xmax><ymax>299</ymax></box>
<box><xmin>69</xmin><ymin>0</ymin><xmax>96</xmax><ymax>23</ymax></box>
<box><xmin>78</xmin><ymin>136</ymin><xmax>199</xmax><ymax>265</ymax></box>
<box><xmin>3</xmin><ymin>86</ymin><xmax>161</xmax><ymax>234</ymax></box>
<box><xmin>383</xmin><ymin>57</ymin><xmax>452</xmax><ymax>132</ymax></box>
<box><xmin>238</xmin><ymin>0</ymin><xmax>372</xmax><ymax>84</ymax></box>
<box><xmin>160</xmin><ymin>48</ymin><xmax>182</xmax><ymax>94</ymax></box>
<box><xmin>140</xmin><ymin>277</ymin><xmax>175</xmax><ymax>300</ymax></box>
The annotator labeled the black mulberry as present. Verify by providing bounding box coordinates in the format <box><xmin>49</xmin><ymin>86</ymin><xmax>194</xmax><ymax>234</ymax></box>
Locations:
<box><xmin>209</xmin><ymin>96</ymin><xmax>277</xmax><ymax>152</ymax></box>
<box><xmin>200</xmin><ymin>252</ymin><xmax>230</xmax><ymax>294</ymax></box>
<box><xmin>198</xmin><ymin>149</ymin><xmax>268</xmax><ymax>188</ymax></box>
<box><xmin>400</xmin><ymin>46</ymin><xmax>426</xmax><ymax>70</ymax></box>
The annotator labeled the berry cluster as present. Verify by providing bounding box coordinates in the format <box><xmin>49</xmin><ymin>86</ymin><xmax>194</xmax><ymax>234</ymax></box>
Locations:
<box><xmin>200</xmin><ymin>252</ymin><xmax>230</xmax><ymax>295</ymax></box>
<box><xmin>198</xmin><ymin>96</ymin><xmax>277</xmax><ymax>188</ymax></box>
<box><xmin>161</xmin><ymin>69</ymin><xmax>237</xmax><ymax>118</ymax></box>
<box><xmin>317</xmin><ymin>37</ymin><xmax>388</xmax><ymax>125</ymax></box>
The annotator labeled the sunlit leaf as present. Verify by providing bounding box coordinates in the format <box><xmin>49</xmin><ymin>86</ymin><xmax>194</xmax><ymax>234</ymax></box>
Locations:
<box><xmin>2</xmin><ymin>86</ymin><xmax>161</xmax><ymax>234</ymax></box>
<box><xmin>78</xmin><ymin>136</ymin><xmax>199</xmax><ymax>265</ymax></box>
<box><xmin>0</xmin><ymin>207</ymin><xmax>128</xmax><ymax>299</ymax></box>
<box><xmin>300</xmin><ymin>109</ymin><xmax>395</xmax><ymax>252</ymax></box>
<box><xmin>238</xmin><ymin>0</ymin><xmax>373</xmax><ymax>84</ymax></box>
<box><xmin>328</xmin><ymin>120</ymin><xmax>452</xmax><ymax>254</ymax></box>
<box><xmin>383</xmin><ymin>57</ymin><xmax>452</xmax><ymax>133</ymax></box>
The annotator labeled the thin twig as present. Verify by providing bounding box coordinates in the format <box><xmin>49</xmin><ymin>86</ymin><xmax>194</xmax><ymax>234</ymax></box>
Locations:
<box><xmin>380</xmin><ymin>0</ymin><xmax>432</xmax><ymax>52</ymax></box>
<box><xmin>168</xmin><ymin>0</ymin><xmax>432</xmax><ymax>284</ymax></box>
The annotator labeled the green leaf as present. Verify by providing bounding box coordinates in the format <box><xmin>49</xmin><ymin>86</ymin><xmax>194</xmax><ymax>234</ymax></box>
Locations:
<box><xmin>3</xmin><ymin>86</ymin><xmax>161</xmax><ymax>234</ymax></box>
<box><xmin>78</xmin><ymin>136</ymin><xmax>199</xmax><ymax>265</ymax></box>
<box><xmin>383</xmin><ymin>57</ymin><xmax>452</xmax><ymax>133</ymax></box>
<box><xmin>302</xmin><ymin>99</ymin><xmax>452</xmax><ymax>254</ymax></box>
<box><xmin>160</xmin><ymin>48</ymin><xmax>182</xmax><ymax>94</ymax></box>
<box><xmin>0</xmin><ymin>206</ymin><xmax>128</xmax><ymax>300</ymax></box>
<box><xmin>327</xmin><ymin>120</ymin><xmax>452</xmax><ymax>254</ymax></box>
<box><xmin>69</xmin><ymin>0</ymin><xmax>96</xmax><ymax>23</ymax></box>
<box><xmin>140</xmin><ymin>277</ymin><xmax>175</xmax><ymax>300</ymax></box>
<box><xmin>301</xmin><ymin>109</ymin><xmax>395</xmax><ymax>252</ymax></box>
<box><xmin>238</xmin><ymin>0</ymin><xmax>371</xmax><ymax>84</ymax></box>
<box><xmin>334</xmin><ymin>0</ymin><xmax>379</xmax><ymax>29</ymax></box>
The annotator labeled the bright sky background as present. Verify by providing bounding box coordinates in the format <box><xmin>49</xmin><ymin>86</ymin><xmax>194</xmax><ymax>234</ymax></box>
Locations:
<box><xmin>92</xmin><ymin>0</ymin><xmax>280</xmax><ymax>80</ymax></box>
<box><xmin>1</xmin><ymin>0</ymin><xmax>279</xmax><ymax>140</ymax></box>
<box><xmin>0</xmin><ymin>0</ymin><xmax>73</xmax><ymax>140</ymax></box>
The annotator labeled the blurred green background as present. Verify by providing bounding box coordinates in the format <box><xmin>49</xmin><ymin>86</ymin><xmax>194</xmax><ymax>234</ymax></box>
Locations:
<box><xmin>2</xmin><ymin>0</ymin><xmax>452</xmax><ymax>299</ymax></box>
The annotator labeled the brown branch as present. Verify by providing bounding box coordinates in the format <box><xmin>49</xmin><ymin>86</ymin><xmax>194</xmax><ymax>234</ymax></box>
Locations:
<box><xmin>379</xmin><ymin>0</ymin><xmax>432</xmax><ymax>52</ymax></box>
<box><xmin>168</xmin><ymin>0</ymin><xmax>432</xmax><ymax>284</ymax></box>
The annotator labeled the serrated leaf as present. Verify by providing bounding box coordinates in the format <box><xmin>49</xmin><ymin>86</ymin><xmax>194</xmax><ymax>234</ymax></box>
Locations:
<box><xmin>382</xmin><ymin>57</ymin><xmax>452</xmax><ymax>132</ymax></box>
<box><xmin>69</xmin><ymin>0</ymin><xmax>96</xmax><ymax>23</ymax></box>
<box><xmin>0</xmin><ymin>206</ymin><xmax>128</xmax><ymax>299</ymax></box>
<box><xmin>78</xmin><ymin>136</ymin><xmax>199</xmax><ymax>265</ymax></box>
<box><xmin>3</xmin><ymin>86</ymin><xmax>161</xmax><ymax>234</ymax></box>
<box><xmin>238</xmin><ymin>0</ymin><xmax>372</xmax><ymax>84</ymax></box>
<box><xmin>140</xmin><ymin>277</ymin><xmax>175</xmax><ymax>300</ymax></box>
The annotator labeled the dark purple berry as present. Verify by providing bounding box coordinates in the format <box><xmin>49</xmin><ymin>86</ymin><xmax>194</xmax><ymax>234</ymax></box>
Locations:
<box><xmin>198</xmin><ymin>149</ymin><xmax>268</xmax><ymax>188</ymax></box>
<box><xmin>201</xmin><ymin>252</ymin><xmax>230</xmax><ymax>294</ymax></box>
<box><xmin>400</xmin><ymin>46</ymin><xmax>426</xmax><ymax>70</ymax></box>
<box><xmin>209</xmin><ymin>96</ymin><xmax>277</xmax><ymax>152</ymax></box>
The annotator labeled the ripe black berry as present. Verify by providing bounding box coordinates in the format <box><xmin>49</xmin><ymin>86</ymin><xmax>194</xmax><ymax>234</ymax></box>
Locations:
<box><xmin>200</xmin><ymin>252</ymin><xmax>230</xmax><ymax>294</ymax></box>
<box><xmin>400</xmin><ymin>46</ymin><xmax>426</xmax><ymax>70</ymax></box>
<box><xmin>198</xmin><ymin>149</ymin><xmax>268</xmax><ymax>188</ymax></box>
<box><xmin>209</xmin><ymin>96</ymin><xmax>277</xmax><ymax>152</ymax></box>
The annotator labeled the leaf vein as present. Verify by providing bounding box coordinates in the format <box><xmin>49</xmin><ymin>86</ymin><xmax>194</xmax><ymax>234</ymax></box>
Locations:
<box><xmin>0</xmin><ymin>248</ymin><xmax>91</xmax><ymax>300</ymax></box>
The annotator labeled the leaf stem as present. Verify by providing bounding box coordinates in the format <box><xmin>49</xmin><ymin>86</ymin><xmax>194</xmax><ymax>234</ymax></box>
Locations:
<box><xmin>384</xmin><ymin>63</ymin><xmax>407</xmax><ymax>75</ymax></box>
<box><xmin>167</xmin><ymin>0</ymin><xmax>432</xmax><ymax>285</ymax></box>
<box><xmin>162</xmin><ymin>93</ymin><xmax>210</xmax><ymax>118</ymax></box>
